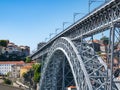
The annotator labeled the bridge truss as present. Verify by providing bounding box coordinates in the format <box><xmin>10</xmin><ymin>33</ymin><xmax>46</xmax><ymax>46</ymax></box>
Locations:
<box><xmin>31</xmin><ymin>0</ymin><xmax>120</xmax><ymax>90</ymax></box>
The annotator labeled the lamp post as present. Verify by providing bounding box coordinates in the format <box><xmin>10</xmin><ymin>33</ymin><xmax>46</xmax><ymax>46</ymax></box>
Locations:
<box><xmin>73</xmin><ymin>13</ymin><xmax>85</xmax><ymax>23</ymax></box>
<box><xmin>88</xmin><ymin>0</ymin><xmax>105</xmax><ymax>13</ymax></box>
<box><xmin>63</xmin><ymin>22</ymin><xmax>70</xmax><ymax>31</ymax></box>
<box><xmin>55</xmin><ymin>28</ymin><xmax>61</xmax><ymax>34</ymax></box>
<box><xmin>45</xmin><ymin>37</ymin><xmax>48</xmax><ymax>42</ymax></box>
<box><xmin>49</xmin><ymin>33</ymin><xmax>55</xmax><ymax>40</ymax></box>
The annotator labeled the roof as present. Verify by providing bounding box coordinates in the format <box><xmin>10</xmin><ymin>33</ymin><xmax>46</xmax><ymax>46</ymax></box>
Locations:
<box><xmin>25</xmin><ymin>62</ymin><xmax>35</xmax><ymax>65</ymax></box>
<box><xmin>68</xmin><ymin>86</ymin><xmax>76</xmax><ymax>88</ymax></box>
<box><xmin>0</xmin><ymin>61</ymin><xmax>25</xmax><ymax>65</ymax></box>
<box><xmin>21</xmin><ymin>66</ymin><xmax>32</xmax><ymax>69</ymax></box>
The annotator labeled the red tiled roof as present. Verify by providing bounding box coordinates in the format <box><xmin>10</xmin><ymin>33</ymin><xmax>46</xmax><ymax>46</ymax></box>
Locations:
<box><xmin>68</xmin><ymin>86</ymin><xmax>76</xmax><ymax>88</ymax></box>
<box><xmin>21</xmin><ymin>66</ymin><xmax>32</xmax><ymax>69</ymax></box>
<box><xmin>0</xmin><ymin>61</ymin><xmax>25</xmax><ymax>65</ymax></box>
<box><xmin>25</xmin><ymin>62</ymin><xmax>35</xmax><ymax>65</ymax></box>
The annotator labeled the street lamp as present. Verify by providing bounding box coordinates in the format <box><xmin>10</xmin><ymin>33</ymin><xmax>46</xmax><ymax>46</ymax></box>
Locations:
<box><xmin>45</xmin><ymin>37</ymin><xmax>48</xmax><ymax>42</ymax></box>
<box><xmin>73</xmin><ymin>13</ymin><xmax>85</xmax><ymax>23</ymax></box>
<box><xmin>63</xmin><ymin>22</ymin><xmax>70</xmax><ymax>31</ymax></box>
<box><xmin>55</xmin><ymin>28</ymin><xmax>61</xmax><ymax>34</ymax></box>
<box><xmin>88</xmin><ymin>0</ymin><xmax>105</xmax><ymax>13</ymax></box>
<box><xmin>49</xmin><ymin>33</ymin><xmax>55</xmax><ymax>39</ymax></box>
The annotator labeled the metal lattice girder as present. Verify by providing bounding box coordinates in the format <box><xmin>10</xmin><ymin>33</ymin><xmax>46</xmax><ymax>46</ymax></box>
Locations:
<box><xmin>30</xmin><ymin>0</ymin><xmax>120</xmax><ymax>90</ymax></box>
<box><xmin>107</xmin><ymin>23</ymin><xmax>120</xmax><ymax>90</ymax></box>
<box><xmin>39</xmin><ymin>37</ymin><xmax>92</xmax><ymax>90</ymax></box>
<box><xmin>31</xmin><ymin>0</ymin><xmax>120</xmax><ymax>60</ymax></box>
<box><xmin>74</xmin><ymin>40</ymin><xmax>108</xmax><ymax>90</ymax></box>
<box><xmin>39</xmin><ymin>37</ymin><xmax>110</xmax><ymax>90</ymax></box>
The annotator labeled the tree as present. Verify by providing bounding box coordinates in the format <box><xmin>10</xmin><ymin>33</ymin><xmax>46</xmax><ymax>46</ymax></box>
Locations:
<box><xmin>22</xmin><ymin>72</ymin><xmax>28</xmax><ymax>78</ymax></box>
<box><xmin>0</xmin><ymin>40</ymin><xmax>8</xmax><ymax>47</ymax></box>
<box><xmin>22</xmin><ymin>72</ymin><xmax>29</xmax><ymax>83</ymax></box>
<box><xmin>32</xmin><ymin>63</ymin><xmax>41</xmax><ymax>83</ymax></box>
<box><xmin>33</xmin><ymin>72</ymin><xmax>40</xmax><ymax>83</ymax></box>
<box><xmin>25</xmin><ymin>56</ymin><xmax>31</xmax><ymax>63</ymax></box>
<box><xmin>100</xmin><ymin>36</ymin><xmax>109</xmax><ymax>53</ymax></box>
<box><xmin>4</xmin><ymin>78</ymin><xmax>12</xmax><ymax>85</ymax></box>
<box><xmin>100</xmin><ymin>36</ymin><xmax>109</xmax><ymax>45</ymax></box>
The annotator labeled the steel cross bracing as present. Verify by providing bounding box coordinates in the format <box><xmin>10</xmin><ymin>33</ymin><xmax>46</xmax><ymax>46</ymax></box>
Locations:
<box><xmin>39</xmin><ymin>37</ymin><xmax>90</xmax><ymax>90</ymax></box>
<box><xmin>38</xmin><ymin>29</ymin><xmax>120</xmax><ymax>90</ymax></box>
<box><xmin>74</xmin><ymin>39</ymin><xmax>108</xmax><ymax>90</ymax></box>
<box><xmin>38</xmin><ymin>37</ymin><xmax>110</xmax><ymax>90</ymax></box>
<box><xmin>30</xmin><ymin>0</ymin><xmax>120</xmax><ymax>90</ymax></box>
<box><xmin>31</xmin><ymin>0</ymin><xmax>120</xmax><ymax>60</ymax></box>
<box><xmin>70</xmin><ymin>0</ymin><xmax>120</xmax><ymax>40</ymax></box>
<box><xmin>107</xmin><ymin>23</ymin><xmax>120</xmax><ymax>90</ymax></box>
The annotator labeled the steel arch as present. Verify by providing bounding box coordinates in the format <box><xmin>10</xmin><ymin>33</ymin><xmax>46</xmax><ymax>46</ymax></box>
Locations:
<box><xmin>40</xmin><ymin>37</ymin><xmax>93</xmax><ymax>90</ymax></box>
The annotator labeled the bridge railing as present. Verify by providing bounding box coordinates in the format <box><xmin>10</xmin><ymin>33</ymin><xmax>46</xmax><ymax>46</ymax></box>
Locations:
<box><xmin>31</xmin><ymin>0</ymin><xmax>114</xmax><ymax>59</ymax></box>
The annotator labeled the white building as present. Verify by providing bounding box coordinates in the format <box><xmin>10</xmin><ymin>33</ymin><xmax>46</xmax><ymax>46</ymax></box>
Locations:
<box><xmin>0</xmin><ymin>61</ymin><xmax>25</xmax><ymax>75</ymax></box>
<box><xmin>11</xmin><ymin>61</ymin><xmax>25</xmax><ymax>78</ymax></box>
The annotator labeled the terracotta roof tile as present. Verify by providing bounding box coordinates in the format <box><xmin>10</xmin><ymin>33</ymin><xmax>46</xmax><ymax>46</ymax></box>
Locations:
<box><xmin>68</xmin><ymin>86</ymin><xmax>76</xmax><ymax>88</ymax></box>
<box><xmin>21</xmin><ymin>66</ymin><xmax>32</xmax><ymax>69</ymax></box>
<box><xmin>0</xmin><ymin>61</ymin><xmax>25</xmax><ymax>65</ymax></box>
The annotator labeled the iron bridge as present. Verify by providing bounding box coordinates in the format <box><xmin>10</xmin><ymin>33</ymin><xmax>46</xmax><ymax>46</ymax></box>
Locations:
<box><xmin>31</xmin><ymin>0</ymin><xmax>120</xmax><ymax>90</ymax></box>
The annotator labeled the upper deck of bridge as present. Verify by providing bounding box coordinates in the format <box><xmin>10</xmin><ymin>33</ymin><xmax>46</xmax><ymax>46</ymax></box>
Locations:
<box><xmin>31</xmin><ymin>0</ymin><xmax>117</xmax><ymax>58</ymax></box>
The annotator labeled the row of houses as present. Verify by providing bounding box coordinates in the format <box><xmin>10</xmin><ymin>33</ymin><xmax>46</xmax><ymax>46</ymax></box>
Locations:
<box><xmin>88</xmin><ymin>39</ymin><xmax>120</xmax><ymax>53</ymax></box>
<box><xmin>0</xmin><ymin>61</ymin><xmax>34</xmax><ymax>78</ymax></box>
<box><xmin>0</xmin><ymin>41</ymin><xmax>30</xmax><ymax>57</ymax></box>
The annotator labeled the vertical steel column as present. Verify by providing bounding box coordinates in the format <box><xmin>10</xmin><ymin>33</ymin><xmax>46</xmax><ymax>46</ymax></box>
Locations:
<box><xmin>91</xmin><ymin>35</ymin><xmax>95</xmax><ymax>54</ymax></box>
<box><xmin>80</xmin><ymin>29</ymin><xmax>83</xmax><ymax>53</ymax></box>
<box><xmin>52</xmin><ymin>56</ymin><xmax>57</xmax><ymax>90</ymax></box>
<box><xmin>62</xmin><ymin>56</ymin><xmax>65</xmax><ymax>90</ymax></box>
<box><xmin>110</xmin><ymin>24</ymin><xmax>115</xmax><ymax>90</ymax></box>
<box><xmin>41</xmin><ymin>56</ymin><xmax>43</xmax><ymax>74</ymax></box>
<box><xmin>106</xmin><ymin>28</ymin><xmax>111</xmax><ymax>90</ymax></box>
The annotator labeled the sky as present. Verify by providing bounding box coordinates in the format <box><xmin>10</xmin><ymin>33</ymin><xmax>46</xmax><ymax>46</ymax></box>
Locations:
<box><xmin>0</xmin><ymin>0</ymin><xmax>105</xmax><ymax>52</ymax></box>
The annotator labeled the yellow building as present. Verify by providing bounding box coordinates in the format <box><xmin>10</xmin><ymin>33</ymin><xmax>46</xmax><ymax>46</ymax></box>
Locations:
<box><xmin>20</xmin><ymin>65</ymin><xmax>32</xmax><ymax>77</ymax></box>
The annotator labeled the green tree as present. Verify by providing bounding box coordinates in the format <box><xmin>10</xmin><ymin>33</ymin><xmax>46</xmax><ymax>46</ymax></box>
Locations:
<box><xmin>100</xmin><ymin>36</ymin><xmax>109</xmax><ymax>45</ymax></box>
<box><xmin>0</xmin><ymin>40</ymin><xmax>8</xmax><ymax>47</ymax></box>
<box><xmin>32</xmin><ymin>63</ymin><xmax>41</xmax><ymax>83</ymax></box>
<box><xmin>4</xmin><ymin>78</ymin><xmax>12</xmax><ymax>85</ymax></box>
<box><xmin>25</xmin><ymin>56</ymin><xmax>31</xmax><ymax>63</ymax></box>
<box><xmin>22</xmin><ymin>72</ymin><xmax>30</xmax><ymax>83</ymax></box>
<box><xmin>22</xmin><ymin>72</ymin><xmax>28</xmax><ymax>78</ymax></box>
<box><xmin>34</xmin><ymin>72</ymin><xmax>40</xmax><ymax>82</ymax></box>
<box><xmin>100</xmin><ymin>36</ymin><xmax>109</xmax><ymax>53</ymax></box>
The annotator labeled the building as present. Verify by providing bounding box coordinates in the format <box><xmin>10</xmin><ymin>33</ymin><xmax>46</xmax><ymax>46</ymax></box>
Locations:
<box><xmin>20</xmin><ymin>65</ymin><xmax>32</xmax><ymax>77</ymax></box>
<box><xmin>88</xmin><ymin>39</ymin><xmax>101</xmax><ymax>52</ymax></box>
<box><xmin>1</xmin><ymin>41</ymin><xmax>30</xmax><ymax>57</ymax></box>
<box><xmin>11</xmin><ymin>61</ymin><xmax>25</xmax><ymax>78</ymax></box>
<box><xmin>100</xmin><ymin>44</ymin><xmax>106</xmax><ymax>52</ymax></box>
<box><xmin>0</xmin><ymin>61</ymin><xmax>25</xmax><ymax>75</ymax></box>
<box><xmin>0</xmin><ymin>46</ymin><xmax>3</xmax><ymax>55</ymax></box>
<box><xmin>67</xmin><ymin>86</ymin><xmax>76</xmax><ymax>90</ymax></box>
<box><xmin>19</xmin><ymin>45</ymin><xmax>30</xmax><ymax>56</ymax></box>
<box><xmin>7</xmin><ymin>42</ymin><xmax>16</xmax><ymax>53</ymax></box>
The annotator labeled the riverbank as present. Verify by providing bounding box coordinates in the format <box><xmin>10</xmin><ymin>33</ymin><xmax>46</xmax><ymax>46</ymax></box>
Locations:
<box><xmin>0</xmin><ymin>84</ymin><xmax>23</xmax><ymax>90</ymax></box>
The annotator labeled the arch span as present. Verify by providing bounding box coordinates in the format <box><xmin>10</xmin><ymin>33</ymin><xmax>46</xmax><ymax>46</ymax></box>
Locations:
<box><xmin>39</xmin><ymin>37</ymin><xmax>92</xmax><ymax>90</ymax></box>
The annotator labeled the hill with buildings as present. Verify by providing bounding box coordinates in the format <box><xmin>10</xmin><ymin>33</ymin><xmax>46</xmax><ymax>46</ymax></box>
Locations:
<box><xmin>0</xmin><ymin>40</ymin><xmax>30</xmax><ymax>61</ymax></box>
